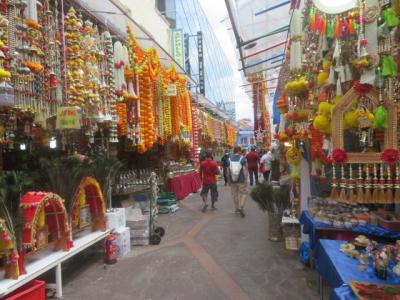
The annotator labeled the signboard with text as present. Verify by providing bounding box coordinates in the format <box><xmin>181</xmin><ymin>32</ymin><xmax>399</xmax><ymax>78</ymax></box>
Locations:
<box><xmin>166</xmin><ymin>84</ymin><xmax>177</xmax><ymax>96</ymax></box>
<box><xmin>197</xmin><ymin>31</ymin><xmax>205</xmax><ymax>95</ymax></box>
<box><xmin>172</xmin><ymin>29</ymin><xmax>184</xmax><ymax>68</ymax></box>
<box><xmin>56</xmin><ymin>106</ymin><xmax>81</xmax><ymax>129</ymax></box>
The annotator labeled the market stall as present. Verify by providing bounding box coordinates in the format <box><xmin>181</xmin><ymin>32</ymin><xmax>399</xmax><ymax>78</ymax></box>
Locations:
<box><xmin>0</xmin><ymin>0</ymin><xmax>237</xmax><ymax>297</ymax></box>
<box><xmin>267</xmin><ymin>0</ymin><xmax>400</xmax><ymax>297</ymax></box>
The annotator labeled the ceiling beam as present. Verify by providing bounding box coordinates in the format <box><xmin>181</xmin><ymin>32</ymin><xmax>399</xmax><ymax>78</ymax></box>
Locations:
<box><xmin>242</xmin><ymin>40</ymin><xmax>286</xmax><ymax>60</ymax></box>
<box><xmin>224</xmin><ymin>0</ymin><xmax>247</xmax><ymax>77</ymax></box>
<box><xmin>255</xmin><ymin>0</ymin><xmax>291</xmax><ymax>16</ymax></box>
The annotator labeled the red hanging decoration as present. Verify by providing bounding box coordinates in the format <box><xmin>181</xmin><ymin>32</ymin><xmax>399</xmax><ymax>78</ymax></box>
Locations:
<box><xmin>332</xmin><ymin>148</ymin><xmax>348</xmax><ymax>164</ymax></box>
<box><xmin>353</xmin><ymin>81</ymin><xmax>373</xmax><ymax>95</ymax></box>
<box><xmin>382</xmin><ymin>149</ymin><xmax>400</xmax><ymax>165</ymax></box>
<box><xmin>321</xmin><ymin>16</ymin><xmax>327</xmax><ymax>35</ymax></box>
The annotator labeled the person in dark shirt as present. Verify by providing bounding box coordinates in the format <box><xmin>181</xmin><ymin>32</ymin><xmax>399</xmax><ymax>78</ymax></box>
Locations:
<box><xmin>245</xmin><ymin>146</ymin><xmax>260</xmax><ymax>186</ymax></box>
<box><xmin>199</xmin><ymin>151</ymin><xmax>220</xmax><ymax>212</ymax></box>
<box><xmin>221</xmin><ymin>149</ymin><xmax>230</xmax><ymax>186</ymax></box>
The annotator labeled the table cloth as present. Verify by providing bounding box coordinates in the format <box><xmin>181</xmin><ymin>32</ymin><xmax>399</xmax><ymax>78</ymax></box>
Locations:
<box><xmin>300</xmin><ymin>211</ymin><xmax>400</xmax><ymax>249</ymax></box>
<box><xmin>317</xmin><ymin>240</ymin><xmax>400</xmax><ymax>300</ymax></box>
<box><xmin>167</xmin><ymin>172</ymin><xmax>201</xmax><ymax>200</ymax></box>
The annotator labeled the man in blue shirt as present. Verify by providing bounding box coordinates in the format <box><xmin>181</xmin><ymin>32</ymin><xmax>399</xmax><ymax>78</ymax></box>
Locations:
<box><xmin>228</xmin><ymin>146</ymin><xmax>249</xmax><ymax>217</ymax></box>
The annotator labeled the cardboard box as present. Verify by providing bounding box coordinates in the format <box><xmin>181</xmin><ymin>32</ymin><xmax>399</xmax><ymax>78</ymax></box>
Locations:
<box><xmin>131</xmin><ymin>236</ymin><xmax>149</xmax><ymax>246</ymax></box>
<box><xmin>114</xmin><ymin>226</ymin><xmax>131</xmax><ymax>257</ymax></box>
<box><xmin>130</xmin><ymin>228</ymin><xmax>149</xmax><ymax>238</ymax></box>
<box><xmin>125</xmin><ymin>208</ymin><xmax>149</xmax><ymax>230</ymax></box>
<box><xmin>106</xmin><ymin>208</ymin><xmax>126</xmax><ymax>231</ymax></box>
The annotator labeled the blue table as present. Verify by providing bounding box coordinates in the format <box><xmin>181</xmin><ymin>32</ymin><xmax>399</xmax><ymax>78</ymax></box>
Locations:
<box><xmin>300</xmin><ymin>210</ymin><xmax>400</xmax><ymax>249</ymax></box>
<box><xmin>330</xmin><ymin>285</ymin><xmax>356</xmax><ymax>300</ymax></box>
<box><xmin>316</xmin><ymin>239</ymin><xmax>400</xmax><ymax>300</ymax></box>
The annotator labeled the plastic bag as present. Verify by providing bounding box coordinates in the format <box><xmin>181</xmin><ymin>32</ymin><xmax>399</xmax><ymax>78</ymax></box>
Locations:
<box><xmin>299</xmin><ymin>241</ymin><xmax>310</xmax><ymax>265</ymax></box>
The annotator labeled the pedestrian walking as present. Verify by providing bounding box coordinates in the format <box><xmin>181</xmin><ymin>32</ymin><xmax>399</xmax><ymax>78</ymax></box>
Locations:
<box><xmin>260</xmin><ymin>147</ymin><xmax>276</xmax><ymax>182</ymax></box>
<box><xmin>199</xmin><ymin>151</ymin><xmax>220</xmax><ymax>212</ymax></box>
<box><xmin>246</xmin><ymin>146</ymin><xmax>260</xmax><ymax>186</ymax></box>
<box><xmin>221</xmin><ymin>149</ymin><xmax>230</xmax><ymax>186</ymax></box>
<box><xmin>228</xmin><ymin>146</ymin><xmax>249</xmax><ymax>218</ymax></box>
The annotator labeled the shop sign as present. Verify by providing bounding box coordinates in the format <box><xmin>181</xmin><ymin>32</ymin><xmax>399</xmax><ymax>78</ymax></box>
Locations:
<box><xmin>166</xmin><ymin>84</ymin><xmax>177</xmax><ymax>96</ymax></box>
<box><xmin>56</xmin><ymin>106</ymin><xmax>81</xmax><ymax>129</ymax></box>
<box><xmin>172</xmin><ymin>29</ymin><xmax>184</xmax><ymax>68</ymax></box>
<box><xmin>197</xmin><ymin>31</ymin><xmax>205</xmax><ymax>95</ymax></box>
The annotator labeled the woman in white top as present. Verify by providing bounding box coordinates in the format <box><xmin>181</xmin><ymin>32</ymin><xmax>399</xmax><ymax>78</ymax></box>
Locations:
<box><xmin>260</xmin><ymin>148</ymin><xmax>276</xmax><ymax>182</ymax></box>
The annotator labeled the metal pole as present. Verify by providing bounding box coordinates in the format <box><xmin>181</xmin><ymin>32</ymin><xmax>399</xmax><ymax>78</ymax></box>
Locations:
<box><xmin>242</xmin><ymin>40</ymin><xmax>287</xmax><ymax>60</ymax></box>
<box><xmin>255</xmin><ymin>0</ymin><xmax>291</xmax><ymax>16</ymax></box>
<box><xmin>224</xmin><ymin>0</ymin><xmax>247</xmax><ymax>76</ymax></box>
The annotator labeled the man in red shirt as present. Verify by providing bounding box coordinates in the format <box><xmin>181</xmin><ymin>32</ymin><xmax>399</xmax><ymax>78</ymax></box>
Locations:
<box><xmin>246</xmin><ymin>146</ymin><xmax>260</xmax><ymax>186</ymax></box>
<box><xmin>199</xmin><ymin>151</ymin><xmax>220</xmax><ymax>212</ymax></box>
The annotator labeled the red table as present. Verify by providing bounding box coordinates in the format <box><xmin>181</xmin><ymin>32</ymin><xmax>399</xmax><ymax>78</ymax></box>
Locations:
<box><xmin>168</xmin><ymin>172</ymin><xmax>202</xmax><ymax>200</ymax></box>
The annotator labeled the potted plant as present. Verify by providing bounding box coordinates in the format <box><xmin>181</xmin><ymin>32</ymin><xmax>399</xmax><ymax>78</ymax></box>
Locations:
<box><xmin>250</xmin><ymin>183</ymin><xmax>290</xmax><ymax>241</ymax></box>
<box><xmin>0</xmin><ymin>171</ymin><xmax>33</xmax><ymax>277</ymax></box>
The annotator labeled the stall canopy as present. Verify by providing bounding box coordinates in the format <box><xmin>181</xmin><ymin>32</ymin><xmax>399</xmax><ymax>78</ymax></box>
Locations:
<box><xmin>224</xmin><ymin>0</ymin><xmax>297</xmax><ymax>83</ymax></box>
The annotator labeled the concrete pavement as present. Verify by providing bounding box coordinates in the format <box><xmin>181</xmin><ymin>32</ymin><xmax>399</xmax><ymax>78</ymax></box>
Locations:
<box><xmin>61</xmin><ymin>183</ymin><xmax>321</xmax><ymax>300</ymax></box>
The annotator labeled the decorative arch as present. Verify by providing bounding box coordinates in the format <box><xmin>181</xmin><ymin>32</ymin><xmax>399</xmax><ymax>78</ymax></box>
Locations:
<box><xmin>21</xmin><ymin>192</ymin><xmax>71</xmax><ymax>254</ymax></box>
<box><xmin>72</xmin><ymin>177</ymin><xmax>106</xmax><ymax>233</ymax></box>
<box><xmin>331</xmin><ymin>87</ymin><xmax>397</xmax><ymax>163</ymax></box>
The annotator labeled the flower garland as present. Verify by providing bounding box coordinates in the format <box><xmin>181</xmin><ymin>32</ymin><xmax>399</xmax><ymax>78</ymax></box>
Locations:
<box><xmin>116</xmin><ymin>102</ymin><xmax>128</xmax><ymax>136</ymax></box>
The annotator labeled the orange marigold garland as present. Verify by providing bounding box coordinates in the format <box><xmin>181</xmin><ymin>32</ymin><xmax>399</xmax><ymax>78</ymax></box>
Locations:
<box><xmin>116</xmin><ymin>102</ymin><xmax>128</xmax><ymax>136</ymax></box>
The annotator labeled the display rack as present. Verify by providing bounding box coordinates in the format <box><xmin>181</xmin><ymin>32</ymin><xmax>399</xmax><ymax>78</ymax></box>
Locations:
<box><xmin>0</xmin><ymin>230</ymin><xmax>110</xmax><ymax>298</ymax></box>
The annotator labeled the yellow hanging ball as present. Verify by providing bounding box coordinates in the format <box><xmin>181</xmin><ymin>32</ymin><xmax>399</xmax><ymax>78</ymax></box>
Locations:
<box><xmin>368</xmin><ymin>112</ymin><xmax>375</xmax><ymax>123</ymax></box>
<box><xmin>323</xmin><ymin>60</ymin><xmax>332</xmax><ymax>71</ymax></box>
<box><xmin>318</xmin><ymin>102</ymin><xmax>332</xmax><ymax>117</ymax></box>
<box><xmin>344</xmin><ymin>110</ymin><xmax>358</xmax><ymax>129</ymax></box>
<box><xmin>313</xmin><ymin>115</ymin><xmax>329</xmax><ymax>132</ymax></box>
<box><xmin>317</xmin><ymin>71</ymin><xmax>329</xmax><ymax>87</ymax></box>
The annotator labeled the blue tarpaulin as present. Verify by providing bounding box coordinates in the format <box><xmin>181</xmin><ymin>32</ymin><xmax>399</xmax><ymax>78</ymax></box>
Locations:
<box><xmin>272</xmin><ymin>86</ymin><xmax>280</xmax><ymax>125</ymax></box>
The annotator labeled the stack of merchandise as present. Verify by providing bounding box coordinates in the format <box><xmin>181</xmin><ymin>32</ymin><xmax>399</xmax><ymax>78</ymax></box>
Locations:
<box><xmin>157</xmin><ymin>192</ymin><xmax>179</xmax><ymax>214</ymax></box>
<box><xmin>106</xmin><ymin>208</ymin><xmax>131</xmax><ymax>258</ymax></box>
<box><xmin>126</xmin><ymin>207</ymin><xmax>150</xmax><ymax>246</ymax></box>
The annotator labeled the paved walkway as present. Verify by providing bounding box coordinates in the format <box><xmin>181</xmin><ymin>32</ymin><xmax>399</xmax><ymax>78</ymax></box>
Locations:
<box><xmin>62</xmin><ymin>183</ymin><xmax>320</xmax><ymax>300</ymax></box>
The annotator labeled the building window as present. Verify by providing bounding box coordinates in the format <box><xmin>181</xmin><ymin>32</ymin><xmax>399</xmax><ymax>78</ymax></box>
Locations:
<box><xmin>250</xmin><ymin>138</ymin><xmax>255</xmax><ymax>145</ymax></box>
<box><xmin>156</xmin><ymin>0</ymin><xmax>166</xmax><ymax>13</ymax></box>
<box><xmin>241</xmin><ymin>137</ymin><xmax>247</xmax><ymax>145</ymax></box>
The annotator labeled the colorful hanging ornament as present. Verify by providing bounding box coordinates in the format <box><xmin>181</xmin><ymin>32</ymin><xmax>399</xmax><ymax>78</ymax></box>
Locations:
<box><xmin>356</xmin><ymin>164</ymin><xmax>364</xmax><ymax>203</ymax></box>
<box><xmin>394</xmin><ymin>164</ymin><xmax>400</xmax><ymax>204</ymax></box>
<box><xmin>331</xmin><ymin>164</ymin><xmax>339</xmax><ymax>200</ymax></box>
<box><xmin>364</xmin><ymin>164</ymin><xmax>372</xmax><ymax>203</ymax></box>
<box><xmin>372</xmin><ymin>163</ymin><xmax>379</xmax><ymax>203</ymax></box>
<box><xmin>338</xmin><ymin>164</ymin><xmax>347</xmax><ymax>203</ymax></box>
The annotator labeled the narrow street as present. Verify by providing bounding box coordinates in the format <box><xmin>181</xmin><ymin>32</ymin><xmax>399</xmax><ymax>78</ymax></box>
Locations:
<box><xmin>61</xmin><ymin>183</ymin><xmax>320</xmax><ymax>300</ymax></box>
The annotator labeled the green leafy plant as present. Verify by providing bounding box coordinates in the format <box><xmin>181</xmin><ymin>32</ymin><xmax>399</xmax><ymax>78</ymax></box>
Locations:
<box><xmin>87</xmin><ymin>156</ymin><xmax>122</xmax><ymax>208</ymax></box>
<box><xmin>36</xmin><ymin>156</ymin><xmax>89</xmax><ymax>214</ymax></box>
<box><xmin>0</xmin><ymin>171</ymin><xmax>33</xmax><ymax>251</ymax></box>
<box><xmin>250</xmin><ymin>182</ymin><xmax>273</xmax><ymax>212</ymax></box>
<box><xmin>250</xmin><ymin>183</ymin><xmax>290</xmax><ymax>214</ymax></box>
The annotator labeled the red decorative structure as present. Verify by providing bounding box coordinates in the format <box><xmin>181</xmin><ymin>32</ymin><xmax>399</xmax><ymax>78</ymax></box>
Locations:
<box><xmin>71</xmin><ymin>177</ymin><xmax>106</xmax><ymax>233</ymax></box>
<box><xmin>21</xmin><ymin>192</ymin><xmax>72</xmax><ymax>255</ymax></box>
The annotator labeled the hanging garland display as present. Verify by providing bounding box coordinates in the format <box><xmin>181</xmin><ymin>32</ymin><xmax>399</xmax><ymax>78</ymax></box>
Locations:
<box><xmin>64</xmin><ymin>8</ymin><xmax>85</xmax><ymax>107</ymax></box>
<box><xmin>279</xmin><ymin>0</ymin><xmax>400</xmax><ymax>206</ymax></box>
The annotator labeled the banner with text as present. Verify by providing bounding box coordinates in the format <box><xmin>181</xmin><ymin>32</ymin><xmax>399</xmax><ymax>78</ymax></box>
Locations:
<box><xmin>172</xmin><ymin>29</ymin><xmax>184</xmax><ymax>68</ymax></box>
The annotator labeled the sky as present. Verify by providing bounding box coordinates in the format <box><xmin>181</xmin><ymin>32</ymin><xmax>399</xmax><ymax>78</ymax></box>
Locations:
<box><xmin>199</xmin><ymin>0</ymin><xmax>253</xmax><ymax>122</ymax></box>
